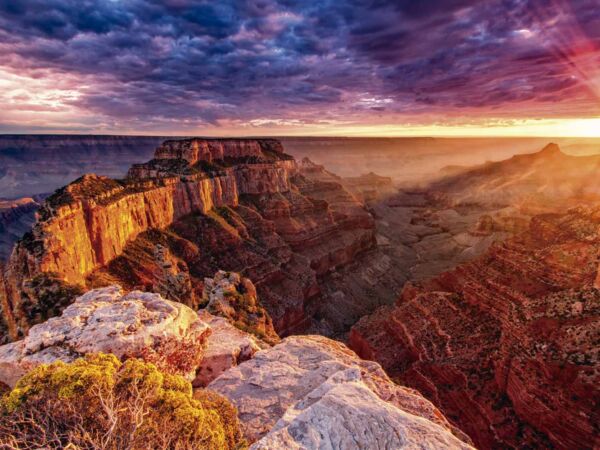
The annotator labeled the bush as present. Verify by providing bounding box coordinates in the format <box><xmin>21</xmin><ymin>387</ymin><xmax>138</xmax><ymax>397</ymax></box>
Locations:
<box><xmin>0</xmin><ymin>353</ymin><xmax>246</xmax><ymax>449</ymax></box>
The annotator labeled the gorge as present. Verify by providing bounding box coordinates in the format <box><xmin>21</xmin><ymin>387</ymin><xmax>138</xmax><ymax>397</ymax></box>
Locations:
<box><xmin>1</xmin><ymin>138</ymin><xmax>380</xmax><ymax>340</ymax></box>
<box><xmin>0</xmin><ymin>137</ymin><xmax>598</xmax><ymax>449</ymax></box>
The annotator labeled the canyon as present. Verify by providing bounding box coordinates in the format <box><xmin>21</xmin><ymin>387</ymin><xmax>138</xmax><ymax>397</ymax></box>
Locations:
<box><xmin>350</xmin><ymin>205</ymin><xmax>600</xmax><ymax>449</ymax></box>
<box><xmin>345</xmin><ymin>143</ymin><xmax>600</xmax><ymax>449</ymax></box>
<box><xmin>1</xmin><ymin>137</ymin><xmax>599</xmax><ymax>449</ymax></box>
<box><xmin>0</xmin><ymin>138</ymin><xmax>380</xmax><ymax>340</ymax></box>
<box><xmin>4</xmin><ymin>135</ymin><xmax>597</xmax><ymax>200</ymax></box>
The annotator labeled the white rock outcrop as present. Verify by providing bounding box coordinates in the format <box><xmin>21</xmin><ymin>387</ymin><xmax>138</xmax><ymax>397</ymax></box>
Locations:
<box><xmin>193</xmin><ymin>311</ymin><xmax>264</xmax><ymax>387</ymax></box>
<box><xmin>251</xmin><ymin>368</ymin><xmax>473</xmax><ymax>450</ymax></box>
<box><xmin>0</xmin><ymin>285</ymin><xmax>210</xmax><ymax>386</ymax></box>
<box><xmin>203</xmin><ymin>270</ymin><xmax>247</xmax><ymax>316</ymax></box>
<box><xmin>208</xmin><ymin>335</ymin><xmax>473</xmax><ymax>448</ymax></box>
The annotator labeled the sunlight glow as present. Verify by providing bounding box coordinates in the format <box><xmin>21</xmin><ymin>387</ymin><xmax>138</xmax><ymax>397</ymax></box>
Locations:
<box><xmin>311</xmin><ymin>118</ymin><xmax>600</xmax><ymax>138</ymax></box>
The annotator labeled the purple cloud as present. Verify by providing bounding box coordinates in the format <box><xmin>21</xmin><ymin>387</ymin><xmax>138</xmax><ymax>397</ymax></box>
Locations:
<box><xmin>0</xmin><ymin>0</ymin><xmax>598</xmax><ymax>132</ymax></box>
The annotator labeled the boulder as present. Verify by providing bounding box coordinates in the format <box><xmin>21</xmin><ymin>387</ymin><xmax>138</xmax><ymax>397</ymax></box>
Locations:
<box><xmin>208</xmin><ymin>335</ymin><xmax>472</xmax><ymax>447</ymax></box>
<box><xmin>251</xmin><ymin>368</ymin><xmax>473</xmax><ymax>450</ymax></box>
<box><xmin>0</xmin><ymin>285</ymin><xmax>210</xmax><ymax>387</ymax></box>
<box><xmin>193</xmin><ymin>311</ymin><xmax>264</xmax><ymax>387</ymax></box>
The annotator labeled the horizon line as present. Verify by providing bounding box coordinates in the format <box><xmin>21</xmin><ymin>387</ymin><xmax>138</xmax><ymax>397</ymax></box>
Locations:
<box><xmin>2</xmin><ymin>133</ymin><xmax>600</xmax><ymax>139</ymax></box>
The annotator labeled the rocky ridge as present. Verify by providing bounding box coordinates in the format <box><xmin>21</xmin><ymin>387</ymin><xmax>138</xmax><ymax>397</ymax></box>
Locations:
<box><xmin>431</xmin><ymin>143</ymin><xmax>600</xmax><ymax>211</ymax></box>
<box><xmin>209</xmin><ymin>335</ymin><xmax>474</xmax><ymax>448</ymax></box>
<box><xmin>1</xmin><ymin>138</ymin><xmax>377</xmax><ymax>340</ymax></box>
<box><xmin>0</xmin><ymin>285</ymin><xmax>474</xmax><ymax>449</ymax></box>
<box><xmin>350</xmin><ymin>205</ymin><xmax>600</xmax><ymax>449</ymax></box>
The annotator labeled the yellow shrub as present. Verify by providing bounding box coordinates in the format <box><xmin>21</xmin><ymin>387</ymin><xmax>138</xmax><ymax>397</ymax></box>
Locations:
<box><xmin>0</xmin><ymin>353</ymin><xmax>246</xmax><ymax>450</ymax></box>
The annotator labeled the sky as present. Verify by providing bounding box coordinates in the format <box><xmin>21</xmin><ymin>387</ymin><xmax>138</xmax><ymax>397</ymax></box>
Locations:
<box><xmin>0</xmin><ymin>0</ymin><xmax>599</xmax><ymax>137</ymax></box>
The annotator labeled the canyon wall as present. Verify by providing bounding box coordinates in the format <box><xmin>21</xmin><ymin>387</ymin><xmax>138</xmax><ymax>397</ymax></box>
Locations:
<box><xmin>349</xmin><ymin>206</ymin><xmax>600</xmax><ymax>449</ymax></box>
<box><xmin>2</xmin><ymin>138</ymin><xmax>377</xmax><ymax>339</ymax></box>
<box><xmin>8</xmin><ymin>139</ymin><xmax>292</xmax><ymax>286</ymax></box>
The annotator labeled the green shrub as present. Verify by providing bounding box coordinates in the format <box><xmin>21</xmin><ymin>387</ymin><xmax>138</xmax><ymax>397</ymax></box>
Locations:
<box><xmin>20</xmin><ymin>273</ymin><xmax>84</xmax><ymax>327</ymax></box>
<box><xmin>0</xmin><ymin>353</ymin><xmax>246</xmax><ymax>449</ymax></box>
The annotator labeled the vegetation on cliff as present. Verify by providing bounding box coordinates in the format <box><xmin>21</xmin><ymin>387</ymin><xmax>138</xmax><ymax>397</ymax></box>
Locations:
<box><xmin>19</xmin><ymin>273</ymin><xmax>83</xmax><ymax>328</ymax></box>
<box><xmin>0</xmin><ymin>353</ymin><xmax>245</xmax><ymax>449</ymax></box>
<box><xmin>204</xmin><ymin>269</ymin><xmax>280</xmax><ymax>345</ymax></box>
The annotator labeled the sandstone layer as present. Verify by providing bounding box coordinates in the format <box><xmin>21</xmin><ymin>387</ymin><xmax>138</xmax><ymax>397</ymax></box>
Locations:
<box><xmin>0</xmin><ymin>285</ymin><xmax>211</xmax><ymax>386</ymax></box>
<box><xmin>2</xmin><ymin>138</ymin><xmax>377</xmax><ymax>340</ymax></box>
<box><xmin>208</xmin><ymin>335</ymin><xmax>473</xmax><ymax>448</ymax></box>
<box><xmin>350</xmin><ymin>206</ymin><xmax>600</xmax><ymax>449</ymax></box>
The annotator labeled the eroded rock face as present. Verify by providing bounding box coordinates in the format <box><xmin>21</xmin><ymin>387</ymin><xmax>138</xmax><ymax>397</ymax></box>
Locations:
<box><xmin>152</xmin><ymin>244</ymin><xmax>196</xmax><ymax>307</ymax></box>
<box><xmin>193</xmin><ymin>311</ymin><xmax>264</xmax><ymax>388</ymax></box>
<box><xmin>203</xmin><ymin>270</ymin><xmax>279</xmax><ymax>344</ymax></box>
<box><xmin>2</xmin><ymin>138</ymin><xmax>377</xmax><ymax>339</ymax></box>
<box><xmin>208</xmin><ymin>335</ymin><xmax>473</xmax><ymax>447</ymax></box>
<box><xmin>350</xmin><ymin>206</ymin><xmax>600</xmax><ymax>450</ymax></box>
<box><xmin>0</xmin><ymin>285</ymin><xmax>210</xmax><ymax>387</ymax></box>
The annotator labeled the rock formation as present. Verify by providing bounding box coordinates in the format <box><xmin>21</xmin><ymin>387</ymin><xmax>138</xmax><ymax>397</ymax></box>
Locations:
<box><xmin>152</xmin><ymin>244</ymin><xmax>196</xmax><ymax>306</ymax></box>
<box><xmin>208</xmin><ymin>335</ymin><xmax>473</xmax><ymax>448</ymax></box>
<box><xmin>203</xmin><ymin>270</ymin><xmax>279</xmax><ymax>344</ymax></box>
<box><xmin>0</xmin><ymin>285</ymin><xmax>211</xmax><ymax>386</ymax></box>
<box><xmin>350</xmin><ymin>205</ymin><xmax>600</xmax><ymax>449</ymax></box>
<box><xmin>431</xmin><ymin>143</ymin><xmax>600</xmax><ymax>211</ymax></box>
<box><xmin>194</xmin><ymin>311</ymin><xmax>264</xmax><ymax>388</ymax></box>
<box><xmin>2</xmin><ymin>138</ymin><xmax>377</xmax><ymax>340</ymax></box>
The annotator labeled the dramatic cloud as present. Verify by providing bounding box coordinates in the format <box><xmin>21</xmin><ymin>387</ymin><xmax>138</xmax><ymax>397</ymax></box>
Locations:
<box><xmin>0</xmin><ymin>0</ymin><xmax>599</xmax><ymax>134</ymax></box>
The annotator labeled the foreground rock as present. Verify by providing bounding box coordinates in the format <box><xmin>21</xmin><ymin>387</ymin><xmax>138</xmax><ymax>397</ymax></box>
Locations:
<box><xmin>0</xmin><ymin>285</ymin><xmax>210</xmax><ymax>386</ymax></box>
<box><xmin>194</xmin><ymin>311</ymin><xmax>265</xmax><ymax>387</ymax></box>
<box><xmin>208</xmin><ymin>335</ymin><xmax>473</xmax><ymax>448</ymax></box>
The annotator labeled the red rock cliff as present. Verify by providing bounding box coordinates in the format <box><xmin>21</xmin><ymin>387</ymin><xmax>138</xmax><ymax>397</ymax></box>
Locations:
<box><xmin>349</xmin><ymin>206</ymin><xmax>600</xmax><ymax>449</ymax></box>
<box><xmin>3</xmin><ymin>138</ymin><xmax>376</xmax><ymax>340</ymax></box>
